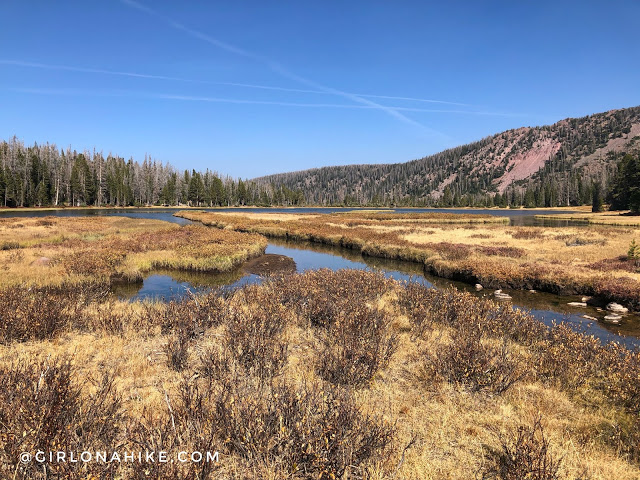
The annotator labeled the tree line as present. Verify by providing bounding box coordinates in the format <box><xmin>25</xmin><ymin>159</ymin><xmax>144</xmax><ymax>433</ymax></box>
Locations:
<box><xmin>256</xmin><ymin>106</ymin><xmax>640</xmax><ymax>209</ymax></box>
<box><xmin>2</xmin><ymin>106</ymin><xmax>639</xmax><ymax>211</ymax></box>
<box><xmin>0</xmin><ymin>137</ymin><xmax>304</xmax><ymax>208</ymax></box>
<box><xmin>607</xmin><ymin>152</ymin><xmax>640</xmax><ymax>214</ymax></box>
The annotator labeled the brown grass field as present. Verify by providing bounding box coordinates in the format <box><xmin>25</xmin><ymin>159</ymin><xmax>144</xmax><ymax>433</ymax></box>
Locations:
<box><xmin>0</xmin><ymin>215</ymin><xmax>267</xmax><ymax>287</ymax></box>
<box><xmin>1</xmin><ymin>269</ymin><xmax>640</xmax><ymax>479</ymax></box>
<box><xmin>535</xmin><ymin>211</ymin><xmax>640</xmax><ymax>226</ymax></box>
<box><xmin>1</xmin><ymin>214</ymin><xmax>640</xmax><ymax>479</ymax></box>
<box><xmin>176</xmin><ymin>210</ymin><xmax>640</xmax><ymax>311</ymax></box>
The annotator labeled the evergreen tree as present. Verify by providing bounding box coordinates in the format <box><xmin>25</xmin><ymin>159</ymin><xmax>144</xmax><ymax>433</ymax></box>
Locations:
<box><xmin>592</xmin><ymin>182</ymin><xmax>603</xmax><ymax>213</ymax></box>
<box><xmin>609</xmin><ymin>153</ymin><xmax>640</xmax><ymax>214</ymax></box>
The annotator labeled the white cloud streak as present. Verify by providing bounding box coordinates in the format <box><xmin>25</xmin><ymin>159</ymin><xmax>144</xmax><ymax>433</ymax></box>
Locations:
<box><xmin>0</xmin><ymin>60</ymin><xmax>203</xmax><ymax>83</ymax></box>
<box><xmin>118</xmin><ymin>0</ymin><xmax>450</xmax><ymax>136</ymax></box>
<box><xmin>6</xmin><ymin>87</ymin><xmax>522</xmax><ymax>116</ymax></box>
<box><xmin>0</xmin><ymin>59</ymin><xmax>469</xmax><ymax>106</ymax></box>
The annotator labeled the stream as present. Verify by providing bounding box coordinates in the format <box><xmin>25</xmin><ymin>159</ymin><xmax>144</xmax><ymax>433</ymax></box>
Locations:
<box><xmin>114</xmin><ymin>238</ymin><xmax>640</xmax><ymax>349</ymax></box>
<box><xmin>2</xmin><ymin>207</ymin><xmax>639</xmax><ymax>347</ymax></box>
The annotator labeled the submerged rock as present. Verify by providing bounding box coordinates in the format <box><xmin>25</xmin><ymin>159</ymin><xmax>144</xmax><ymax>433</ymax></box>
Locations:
<box><xmin>475</xmin><ymin>284</ymin><xmax>483</xmax><ymax>291</ymax></box>
<box><xmin>582</xmin><ymin>315</ymin><xmax>598</xmax><ymax>321</ymax></box>
<box><xmin>603</xmin><ymin>314</ymin><xmax>623</xmax><ymax>324</ymax></box>
<box><xmin>495</xmin><ymin>294</ymin><xmax>512</xmax><ymax>300</ymax></box>
<box><xmin>567</xmin><ymin>302</ymin><xmax>588</xmax><ymax>307</ymax></box>
<box><xmin>606</xmin><ymin>303</ymin><xmax>629</xmax><ymax>314</ymax></box>
<box><xmin>586</xmin><ymin>296</ymin><xmax>606</xmax><ymax>307</ymax></box>
<box><xmin>494</xmin><ymin>290</ymin><xmax>512</xmax><ymax>300</ymax></box>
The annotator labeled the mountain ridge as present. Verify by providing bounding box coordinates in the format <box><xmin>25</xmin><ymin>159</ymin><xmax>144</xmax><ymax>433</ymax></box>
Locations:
<box><xmin>254</xmin><ymin>106</ymin><xmax>640</xmax><ymax>207</ymax></box>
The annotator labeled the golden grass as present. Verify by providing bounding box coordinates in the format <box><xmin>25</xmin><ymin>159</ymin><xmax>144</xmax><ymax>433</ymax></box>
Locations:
<box><xmin>1</xmin><ymin>212</ymin><xmax>639</xmax><ymax>478</ymax></box>
<box><xmin>1</xmin><ymin>272</ymin><xmax>639</xmax><ymax>478</ymax></box>
<box><xmin>177</xmin><ymin>210</ymin><xmax>640</xmax><ymax>310</ymax></box>
<box><xmin>362</xmin><ymin>322</ymin><xmax>639</xmax><ymax>479</ymax></box>
<box><xmin>0</xmin><ymin>215</ymin><xmax>266</xmax><ymax>287</ymax></box>
<box><xmin>536</xmin><ymin>211</ymin><xmax>640</xmax><ymax>226</ymax></box>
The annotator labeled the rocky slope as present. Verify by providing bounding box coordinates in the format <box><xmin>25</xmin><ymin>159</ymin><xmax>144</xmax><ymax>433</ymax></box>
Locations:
<box><xmin>254</xmin><ymin>106</ymin><xmax>640</xmax><ymax>206</ymax></box>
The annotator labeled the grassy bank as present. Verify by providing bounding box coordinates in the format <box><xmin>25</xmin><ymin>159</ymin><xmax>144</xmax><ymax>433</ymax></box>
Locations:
<box><xmin>536</xmin><ymin>211</ymin><xmax>640</xmax><ymax>226</ymax></box>
<box><xmin>0</xmin><ymin>215</ymin><xmax>266</xmax><ymax>287</ymax></box>
<box><xmin>176</xmin><ymin>210</ymin><xmax>640</xmax><ymax>311</ymax></box>
<box><xmin>1</xmin><ymin>270</ymin><xmax>639</xmax><ymax>478</ymax></box>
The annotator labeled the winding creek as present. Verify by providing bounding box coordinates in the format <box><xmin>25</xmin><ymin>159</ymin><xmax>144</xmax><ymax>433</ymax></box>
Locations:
<box><xmin>2</xmin><ymin>207</ymin><xmax>639</xmax><ymax>348</ymax></box>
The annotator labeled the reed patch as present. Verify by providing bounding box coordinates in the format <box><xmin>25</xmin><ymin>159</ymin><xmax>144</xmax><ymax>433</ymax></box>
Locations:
<box><xmin>0</xmin><ymin>216</ymin><xmax>267</xmax><ymax>288</ymax></box>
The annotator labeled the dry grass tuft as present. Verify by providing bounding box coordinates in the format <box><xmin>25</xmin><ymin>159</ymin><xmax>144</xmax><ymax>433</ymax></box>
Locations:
<box><xmin>2</xmin><ymin>268</ymin><xmax>640</xmax><ymax>478</ymax></box>
<box><xmin>177</xmin><ymin>210</ymin><xmax>640</xmax><ymax>310</ymax></box>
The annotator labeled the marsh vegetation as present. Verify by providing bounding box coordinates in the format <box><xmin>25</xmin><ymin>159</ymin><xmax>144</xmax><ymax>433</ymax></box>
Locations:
<box><xmin>1</xmin><ymin>214</ymin><xmax>640</xmax><ymax>479</ymax></box>
<box><xmin>177</xmin><ymin>210</ymin><xmax>640</xmax><ymax>311</ymax></box>
<box><xmin>0</xmin><ymin>216</ymin><xmax>266</xmax><ymax>287</ymax></box>
<box><xmin>1</xmin><ymin>269</ymin><xmax>640</xmax><ymax>478</ymax></box>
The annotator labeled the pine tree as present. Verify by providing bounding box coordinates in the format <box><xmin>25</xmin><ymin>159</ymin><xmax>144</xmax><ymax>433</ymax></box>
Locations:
<box><xmin>592</xmin><ymin>182</ymin><xmax>603</xmax><ymax>213</ymax></box>
<box><xmin>609</xmin><ymin>153</ymin><xmax>640</xmax><ymax>214</ymax></box>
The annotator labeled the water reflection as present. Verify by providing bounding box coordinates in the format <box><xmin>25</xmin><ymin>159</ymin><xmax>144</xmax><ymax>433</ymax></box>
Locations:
<box><xmin>111</xmin><ymin>268</ymin><xmax>260</xmax><ymax>302</ymax></box>
<box><xmin>0</xmin><ymin>208</ymin><xmax>193</xmax><ymax>225</ymax></box>
<box><xmin>0</xmin><ymin>206</ymin><xmax>586</xmax><ymax>227</ymax></box>
<box><xmin>2</xmin><ymin>207</ymin><xmax>637</xmax><ymax>346</ymax></box>
<box><xmin>111</xmin><ymin>238</ymin><xmax>639</xmax><ymax>348</ymax></box>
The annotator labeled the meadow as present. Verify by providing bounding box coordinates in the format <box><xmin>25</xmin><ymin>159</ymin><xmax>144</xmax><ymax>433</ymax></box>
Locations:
<box><xmin>535</xmin><ymin>211</ymin><xmax>640</xmax><ymax>226</ymax></box>
<box><xmin>176</xmin><ymin>210</ymin><xmax>640</xmax><ymax>310</ymax></box>
<box><xmin>1</xmin><ymin>214</ymin><xmax>640</xmax><ymax>479</ymax></box>
<box><xmin>0</xmin><ymin>216</ymin><xmax>267</xmax><ymax>287</ymax></box>
<box><xmin>1</xmin><ymin>269</ymin><xmax>640</xmax><ymax>479</ymax></box>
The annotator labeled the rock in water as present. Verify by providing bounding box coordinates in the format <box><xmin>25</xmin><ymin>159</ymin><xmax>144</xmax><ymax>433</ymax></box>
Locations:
<box><xmin>606</xmin><ymin>303</ymin><xmax>628</xmax><ymax>314</ymax></box>
<box><xmin>475</xmin><ymin>284</ymin><xmax>483</xmax><ymax>291</ymax></box>
<box><xmin>494</xmin><ymin>290</ymin><xmax>512</xmax><ymax>300</ymax></box>
<box><xmin>567</xmin><ymin>302</ymin><xmax>587</xmax><ymax>307</ymax></box>
<box><xmin>603</xmin><ymin>314</ymin><xmax>622</xmax><ymax>324</ymax></box>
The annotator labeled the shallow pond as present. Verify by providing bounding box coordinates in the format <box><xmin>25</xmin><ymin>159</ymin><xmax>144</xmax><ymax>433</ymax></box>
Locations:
<box><xmin>114</xmin><ymin>238</ymin><xmax>640</xmax><ymax>348</ymax></box>
<box><xmin>3</xmin><ymin>207</ymin><xmax>638</xmax><ymax>347</ymax></box>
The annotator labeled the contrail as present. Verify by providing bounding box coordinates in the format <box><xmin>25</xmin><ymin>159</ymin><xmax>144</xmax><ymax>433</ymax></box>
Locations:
<box><xmin>0</xmin><ymin>60</ymin><xmax>203</xmax><ymax>83</ymax></box>
<box><xmin>0</xmin><ymin>59</ymin><xmax>469</xmax><ymax>106</ymax></box>
<box><xmin>160</xmin><ymin>93</ymin><xmax>521</xmax><ymax>116</ymax></box>
<box><xmin>119</xmin><ymin>0</ymin><xmax>447</xmax><ymax>136</ymax></box>
<box><xmin>7</xmin><ymin>87</ymin><xmax>521</xmax><ymax>117</ymax></box>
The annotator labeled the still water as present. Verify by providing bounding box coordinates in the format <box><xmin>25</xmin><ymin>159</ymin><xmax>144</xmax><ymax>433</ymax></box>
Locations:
<box><xmin>3</xmin><ymin>207</ymin><xmax>637</xmax><ymax>347</ymax></box>
<box><xmin>0</xmin><ymin>206</ymin><xmax>582</xmax><ymax>226</ymax></box>
<box><xmin>114</xmin><ymin>238</ymin><xmax>640</xmax><ymax>349</ymax></box>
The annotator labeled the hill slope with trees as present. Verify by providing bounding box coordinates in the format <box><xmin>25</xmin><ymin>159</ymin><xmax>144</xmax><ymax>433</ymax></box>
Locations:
<box><xmin>2</xmin><ymin>106</ymin><xmax>639</xmax><ymax>209</ymax></box>
<box><xmin>255</xmin><ymin>106</ymin><xmax>640</xmax><ymax>207</ymax></box>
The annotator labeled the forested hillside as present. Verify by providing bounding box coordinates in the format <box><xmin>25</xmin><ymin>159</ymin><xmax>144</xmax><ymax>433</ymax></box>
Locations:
<box><xmin>3</xmin><ymin>106</ymin><xmax>639</xmax><ymax>209</ymax></box>
<box><xmin>256</xmin><ymin>106</ymin><xmax>640</xmax><ymax>207</ymax></box>
<box><xmin>0</xmin><ymin>138</ymin><xmax>303</xmax><ymax>208</ymax></box>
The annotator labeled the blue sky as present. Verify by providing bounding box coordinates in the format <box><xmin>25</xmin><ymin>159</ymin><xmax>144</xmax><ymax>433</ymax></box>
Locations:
<box><xmin>1</xmin><ymin>1</ymin><xmax>638</xmax><ymax>178</ymax></box>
